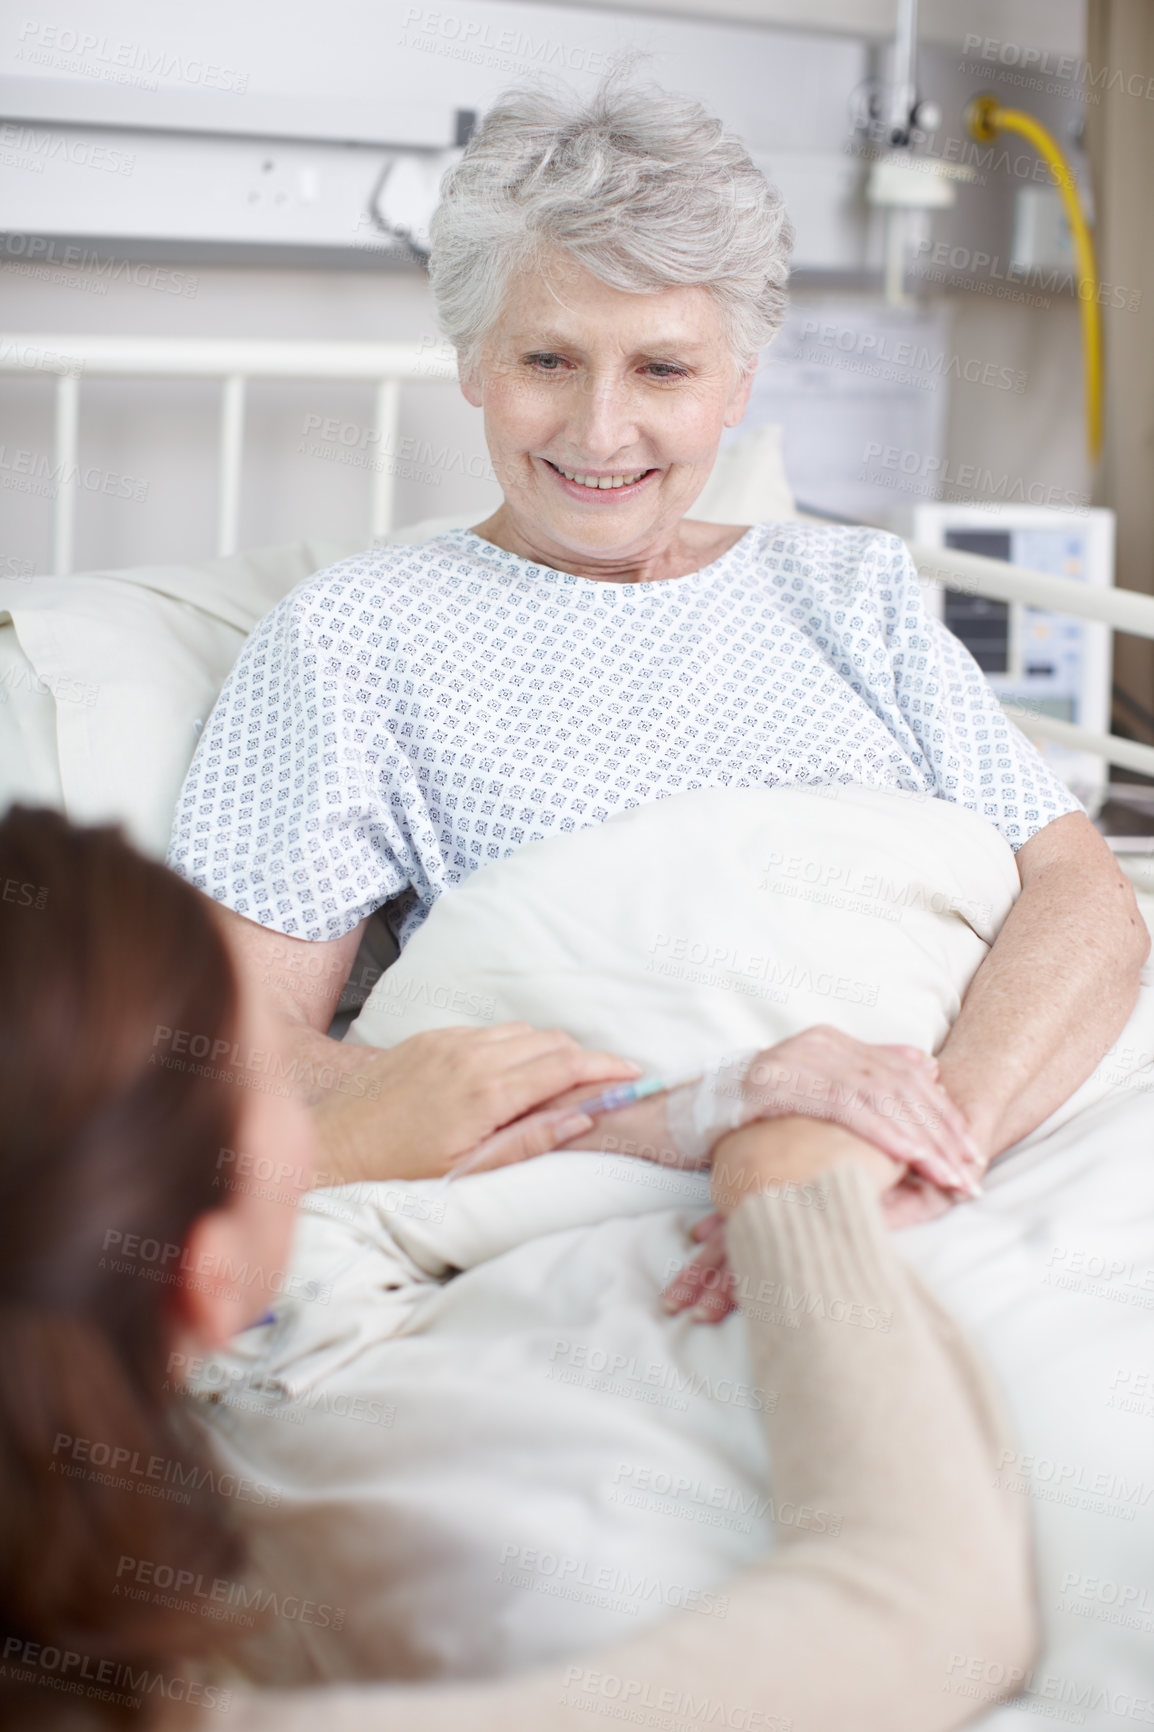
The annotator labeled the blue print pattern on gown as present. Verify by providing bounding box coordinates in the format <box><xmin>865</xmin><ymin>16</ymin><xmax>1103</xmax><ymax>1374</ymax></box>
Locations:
<box><xmin>167</xmin><ymin>522</ymin><xmax>1081</xmax><ymax>944</ymax></box>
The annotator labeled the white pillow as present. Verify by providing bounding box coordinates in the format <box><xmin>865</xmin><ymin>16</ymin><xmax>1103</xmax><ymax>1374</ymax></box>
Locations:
<box><xmin>350</xmin><ymin>784</ymin><xmax>1019</xmax><ymax>1075</ymax></box>
<box><xmin>0</xmin><ymin>539</ymin><xmax>353</xmax><ymax>854</ymax></box>
<box><xmin>0</xmin><ymin>619</ymin><xmax>65</xmax><ymax>810</ymax></box>
<box><xmin>694</xmin><ymin>423</ymin><xmax>795</xmax><ymax>524</ymax></box>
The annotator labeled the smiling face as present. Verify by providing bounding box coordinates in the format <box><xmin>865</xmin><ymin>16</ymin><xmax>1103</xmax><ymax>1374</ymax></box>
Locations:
<box><xmin>461</xmin><ymin>251</ymin><xmax>753</xmax><ymax>580</ymax></box>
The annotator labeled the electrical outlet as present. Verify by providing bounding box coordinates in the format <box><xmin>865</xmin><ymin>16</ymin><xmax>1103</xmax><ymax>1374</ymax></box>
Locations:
<box><xmin>243</xmin><ymin>154</ymin><xmax>320</xmax><ymax>210</ymax></box>
<box><xmin>1011</xmin><ymin>186</ymin><xmax>1075</xmax><ymax>273</ymax></box>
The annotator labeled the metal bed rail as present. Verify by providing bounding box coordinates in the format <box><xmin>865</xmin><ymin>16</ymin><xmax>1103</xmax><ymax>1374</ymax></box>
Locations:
<box><xmin>4</xmin><ymin>331</ymin><xmax>1154</xmax><ymax>778</ymax></box>
<box><xmin>909</xmin><ymin>541</ymin><xmax>1154</xmax><ymax>780</ymax></box>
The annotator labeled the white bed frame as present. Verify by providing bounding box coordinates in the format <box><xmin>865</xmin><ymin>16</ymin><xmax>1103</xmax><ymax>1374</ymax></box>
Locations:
<box><xmin>0</xmin><ymin>332</ymin><xmax>458</xmax><ymax>569</ymax></box>
<box><xmin>4</xmin><ymin>331</ymin><xmax>1154</xmax><ymax>781</ymax></box>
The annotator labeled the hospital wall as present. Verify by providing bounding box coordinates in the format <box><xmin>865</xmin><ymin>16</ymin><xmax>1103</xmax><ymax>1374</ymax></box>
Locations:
<box><xmin>0</xmin><ymin>0</ymin><xmax>1091</xmax><ymax>574</ymax></box>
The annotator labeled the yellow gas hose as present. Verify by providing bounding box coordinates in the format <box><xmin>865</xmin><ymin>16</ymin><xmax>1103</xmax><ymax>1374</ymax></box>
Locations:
<box><xmin>965</xmin><ymin>94</ymin><xmax>1102</xmax><ymax>462</ymax></box>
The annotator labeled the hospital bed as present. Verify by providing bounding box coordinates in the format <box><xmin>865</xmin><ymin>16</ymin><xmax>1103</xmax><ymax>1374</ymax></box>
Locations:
<box><xmin>2</xmin><ymin>333</ymin><xmax>1154</xmax><ymax>1727</ymax></box>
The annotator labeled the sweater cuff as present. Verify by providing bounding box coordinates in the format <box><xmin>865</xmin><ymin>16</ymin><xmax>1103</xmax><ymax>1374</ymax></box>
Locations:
<box><xmin>725</xmin><ymin>1161</ymin><xmax>912</xmax><ymax>1329</ymax></box>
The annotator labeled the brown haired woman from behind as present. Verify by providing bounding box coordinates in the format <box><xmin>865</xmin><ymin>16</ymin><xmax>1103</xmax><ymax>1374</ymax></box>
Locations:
<box><xmin>0</xmin><ymin>805</ymin><xmax>1036</xmax><ymax>1732</ymax></box>
<box><xmin>0</xmin><ymin>805</ymin><xmax>310</xmax><ymax>1730</ymax></box>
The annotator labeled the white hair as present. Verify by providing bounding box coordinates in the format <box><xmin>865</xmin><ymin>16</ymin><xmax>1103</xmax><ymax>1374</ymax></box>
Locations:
<box><xmin>428</xmin><ymin>77</ymin><xmax>793</xmax><ymax>371</ymax></box>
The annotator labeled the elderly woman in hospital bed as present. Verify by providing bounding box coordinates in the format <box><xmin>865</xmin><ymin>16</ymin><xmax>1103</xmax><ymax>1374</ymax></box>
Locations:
<box><xmin>166</xmin><ymin>77</ymin><xmax>1146</xmax><ymax>1237</ymax></box>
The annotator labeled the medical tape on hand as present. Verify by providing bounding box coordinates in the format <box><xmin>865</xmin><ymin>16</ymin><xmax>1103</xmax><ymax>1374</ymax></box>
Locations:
<box><xmin>663</xmin><ymin>1048</ymin><xmax>760</xmax><ymax>1167</ymax></box>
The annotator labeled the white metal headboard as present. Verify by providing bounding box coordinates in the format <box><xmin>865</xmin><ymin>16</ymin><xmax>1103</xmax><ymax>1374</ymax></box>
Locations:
<box><xmin>4</xmin><ymin>331</ymin><xmax>1154</xmax><ymax>781</ymax></box>
<box><xmin>0</xmin><ymin>332</ymin><xmax>457</xmax><ymax>574</ymax></box>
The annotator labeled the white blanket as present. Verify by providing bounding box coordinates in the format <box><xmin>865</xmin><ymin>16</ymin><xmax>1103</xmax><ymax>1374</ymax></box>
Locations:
<box><xmin>193</xmin><ymin>788</ymin><xmax>1154</xmax><ymax>1725</ymax></box>
<box><xmin>347</xmin><ymin>783</ymin><xmax>1020</xmax><ymax>1077</ymax></box>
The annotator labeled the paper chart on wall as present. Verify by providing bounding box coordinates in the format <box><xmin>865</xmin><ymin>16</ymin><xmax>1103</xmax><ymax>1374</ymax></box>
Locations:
<box><xmin>733</xmin><ymin>300</ymin><xmax>951</xmax><ymax>529</ymax></box>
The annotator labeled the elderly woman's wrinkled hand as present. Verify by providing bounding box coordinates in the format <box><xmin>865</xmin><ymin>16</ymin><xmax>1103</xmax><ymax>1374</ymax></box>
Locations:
<box><xmin>658</xmin><ymin>1028</ymin><xmax>983</xmax><ymax>1191</ymax></box>
<box><xmin>737</xmin><ymin>1027</ymin><xmax>985</xmax><ymax>1197</ymax></box>
<box><xmin>551</xmin><ymin>1026</ymin><xmax>983</xmax><ymax>1198</ymax></box>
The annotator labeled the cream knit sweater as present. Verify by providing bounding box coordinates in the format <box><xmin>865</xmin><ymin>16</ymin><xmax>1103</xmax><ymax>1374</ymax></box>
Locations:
<box><xmin>206</xmin><ymin>1163</ymin><xmax>1038</xmax><ymax>1732</ymax></box>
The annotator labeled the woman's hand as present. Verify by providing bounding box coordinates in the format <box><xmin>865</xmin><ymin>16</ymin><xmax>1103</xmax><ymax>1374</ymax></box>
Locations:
<box><xmin>662</xmin><ymin>1113</ymin><xmax>954</xmax><ymax>1324</ymax></box>
<box><xmin>707</xmin><ymin>1112</ymin><xmax>902</xmax><ymax>1213</ymax></box>
<box><xmin>311</xmin><ymin>1023</ymin><xmax>640</xmax><ymax>1185</ymax></box>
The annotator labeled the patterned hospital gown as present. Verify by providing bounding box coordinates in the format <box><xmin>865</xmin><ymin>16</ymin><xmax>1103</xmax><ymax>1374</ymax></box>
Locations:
<box><xmin>167</xmin><ymin>522</ymin><xmax>1081</xmax><ymax>944</ymax></box>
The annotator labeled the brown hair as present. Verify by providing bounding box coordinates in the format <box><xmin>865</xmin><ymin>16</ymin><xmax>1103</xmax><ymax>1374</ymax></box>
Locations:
<box><xmin>0</xmin><ymin>807</ymin><xmax>248</xmax><ymax>1727</ymax></box>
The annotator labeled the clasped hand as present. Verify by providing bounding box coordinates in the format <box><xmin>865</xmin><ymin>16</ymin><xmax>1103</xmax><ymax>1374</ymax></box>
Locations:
<box><xmin>658</xmin><ymin>1026</ymin><xmax>986</xmax><ymax>1323</ymax></box>
<box><xmin>316</xmin><ymin>1020</ymin><xmax>983</xmax><ymax>1330</ymax></box>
